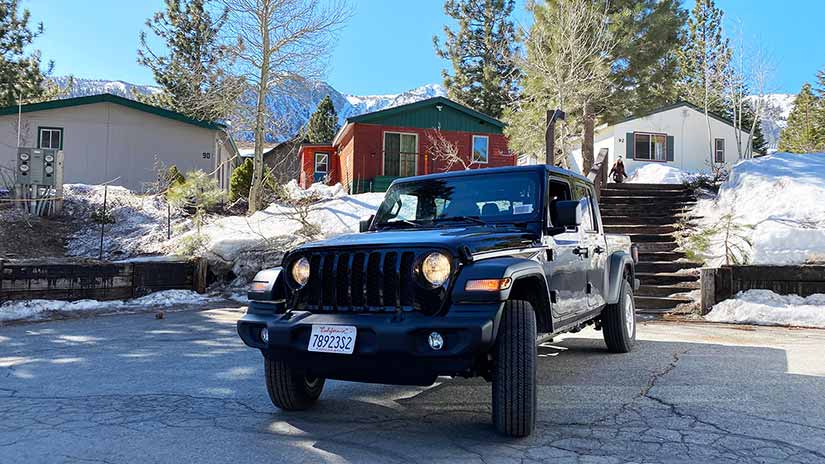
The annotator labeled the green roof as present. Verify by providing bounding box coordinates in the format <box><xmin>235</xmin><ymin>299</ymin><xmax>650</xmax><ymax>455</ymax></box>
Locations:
<box><xmin>0</xmin><ymin>93</ymin><xmax>226</xmax><ymax>130</ymax></box>
<box><xmin>346</xmin><ymin>96</ymin><xmax>505</xmax><ymax>134</ymax></box>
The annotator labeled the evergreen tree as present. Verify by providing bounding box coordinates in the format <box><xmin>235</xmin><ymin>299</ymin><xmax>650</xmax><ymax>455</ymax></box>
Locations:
<box><xmin>600</xmin><ymin>0</ymin><xmax>686</xmax><ymax>123</ymax></box>
<box><xmin>138</xmin><ymin>0</ymin><xmax>242</xmax><ymax>121</ymax></box>
<box><xmin>305</xmin><ymin>95</ymin><xmax>338</xmax><ymax>143</ymax></box>
<box><xmin>0</xmin><ymin>0</ymin><xmax>53</xmax><ymax>106</ymax></box>
<box><xmin>778</xmin><ymin>83</ymin><xmax>821</xmax><ymax>153</ymax></box>
<box><xmin>676</xmin><ymin>0</ymin><xmax>731</xmax><ymax>112</ymax></box>
<box><xmin>739</xmin><ymin>103</ymin><xmax>768</xmax><ymax>155</ymax></box>
<box><xmin>434</xmin><ymin>0</ymin><xmax>520</xmax><ymax>118</ymax></box>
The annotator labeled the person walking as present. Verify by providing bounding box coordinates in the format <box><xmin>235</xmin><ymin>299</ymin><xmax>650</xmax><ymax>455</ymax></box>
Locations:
<box><xmin>609</xmin><ymin>157</ymin><xmax>628</xmax><ymax>183</ymax></box>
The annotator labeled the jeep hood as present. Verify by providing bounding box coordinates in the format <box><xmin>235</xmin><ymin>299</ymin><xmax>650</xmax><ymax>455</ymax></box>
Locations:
<box><xmin>295</xmin><ymin>225</ymin><xmax>540</xmax><ymax>256</ymax></box>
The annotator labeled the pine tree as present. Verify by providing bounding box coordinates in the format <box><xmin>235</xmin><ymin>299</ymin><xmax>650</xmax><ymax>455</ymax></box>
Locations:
<box><xmin>305</xmin><ymin>95</ymin><xmax>338</xmax><ymax>143</ymax></box>
<box><xmin>434</xmin><ymin>0</ymin><xmax>520</xmax><ymax>118</ymax></box>
<box><xmin>0</xmin><ymin>0</ymin><xmax>53</xmax><ymax>106</ymax></box>
<box><xmin>676</xmin><ymin>0</ymin><xmax>731</xmax><ymax>112</ymax></box>
<box><xmin>138</xmin><ymin>0</ymin><xmax>242</xmax><ymax>122</ymax></box>
<box><xmin>778</xmin><ymin>83</ymin><xmax>821</xmax><ymax>153</ymax></box>
<box><xmin>739</xmin><ymin>104</ymin><xmax>768</xmax><ymax>155</ymax></box>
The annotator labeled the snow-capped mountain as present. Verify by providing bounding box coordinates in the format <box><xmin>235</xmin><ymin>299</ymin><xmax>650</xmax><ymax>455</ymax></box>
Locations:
<box><xmin>52</xmin><ymin>76</ymin><xmax>162</xmax><ymax>99</ymax></box>
<box><xmin>52</xmin><ymin>76</ymin><xmax>444</xmax><ymax>142</ymax></box>
<box><xmin>752</xmin><ymin>93</ymin><xmax>796</xmax><ymax>151</ymax></box>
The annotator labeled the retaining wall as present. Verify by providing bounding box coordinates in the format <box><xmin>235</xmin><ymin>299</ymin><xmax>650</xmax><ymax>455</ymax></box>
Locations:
<box><xmin>700</xmin><ymin>265</ymin><xmax>825</xmax><ymax>314</ymax></box>
<box><xmin>0</xmin><ymin>257</ymin><xmax>207</xmax><ymax>302</ymax></box>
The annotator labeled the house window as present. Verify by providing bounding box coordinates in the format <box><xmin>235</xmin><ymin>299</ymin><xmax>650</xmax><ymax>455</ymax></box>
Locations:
<box><xmin>38</xmin><ymin>127</ymin><xmax>63</xmax><ymax>149</ymax></box>
<box><xmin>384</xmin><ymin>132</ymin><xmax>417</xmax><ymax>177</ymax></box>
<box><xmin>314</xmin><ymin>152</ymin><xmax>329</xmax><ymax>173</ymax></box>
<box><xmin>633</xmin><ymin>133</ymin><xmax>667</xmax><ymax>161</ymax></box>
<box><xmin>472</xmin><ymin>135</ymin><xmax>489</xmax><ymax>164</ymax></box>
<box><xmin>714</xmin><ymin>138</ymin><xmax>725</xmax><ymax>163</ymax></box>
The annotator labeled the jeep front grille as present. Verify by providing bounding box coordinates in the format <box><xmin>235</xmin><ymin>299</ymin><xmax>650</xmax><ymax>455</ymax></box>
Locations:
<box><xmin>293</xmin><ymin>250</ymin><xmax>421</xmax><ymax>312</ymax></box>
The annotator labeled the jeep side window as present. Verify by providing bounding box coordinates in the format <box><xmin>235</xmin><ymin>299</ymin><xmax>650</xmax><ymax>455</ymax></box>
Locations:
<box><xmin>547</xmin><ymin>178</ymin><xmax>572</xmax><ymax>228</ymax></box>
<box><xmin>574</xmin><ymin>184</ymin><xmax>597</xmax><ymax>233</ymax></box>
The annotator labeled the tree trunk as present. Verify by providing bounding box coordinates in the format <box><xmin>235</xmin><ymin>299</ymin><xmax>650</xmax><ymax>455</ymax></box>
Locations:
<box><xmin>582</xmin><ymin>101</ymin><xmax>595</xmax><ymax>175</ymax></box>
<box><xmin>247</xmin><ymin>7</ymin><xmax>271</xmax><ymax>215</ymax></box>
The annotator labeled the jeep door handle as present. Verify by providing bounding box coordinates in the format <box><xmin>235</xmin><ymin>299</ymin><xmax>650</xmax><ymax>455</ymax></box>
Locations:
<box><xmin>593</xmin><ymin>246</ymin><xmax>605</xmax><ymax>254</ymax></box>
<box><xmin>573</xmin><ymin>246</ymin><xmax>589</xmax><ymax>258</ymax></box>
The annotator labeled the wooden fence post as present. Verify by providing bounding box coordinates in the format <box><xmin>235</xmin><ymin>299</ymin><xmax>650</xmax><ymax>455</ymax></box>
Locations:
<box><xmin>699</xmin><ymin>267</ymin><xmax>717</xmax><ymax>315</ymax></box>
<box><xmin>193</xmin><ymin>257</ymin><xmax>208</xmax><ymax>294</ymax></box>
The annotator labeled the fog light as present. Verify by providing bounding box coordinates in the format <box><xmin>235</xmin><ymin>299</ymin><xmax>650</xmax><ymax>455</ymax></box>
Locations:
<box><xmin>260</xmin><ymin>327</ymin><xmax>269</xmax><ymax>344</ymax></box>
<box><xmin>428</xmin><ymin>332</ymin><xmax>444</xmax><ymax>351</ymax></box>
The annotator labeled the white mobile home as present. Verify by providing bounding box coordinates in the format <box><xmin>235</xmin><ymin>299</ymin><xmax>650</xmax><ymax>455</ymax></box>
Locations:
<box><xmin>0</xmin><ymin>94</ymin><xmax>239</xmax><ymax>191</ymax></box>
<box><xmin>569</xmin><ymin>102</ymin><xmax>752</xmax><ymax>176</ymax></box>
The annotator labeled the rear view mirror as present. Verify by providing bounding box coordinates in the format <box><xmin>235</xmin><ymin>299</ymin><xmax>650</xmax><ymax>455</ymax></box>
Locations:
<box><xmin>359</xmin><ymin>215</ymin><xmax>374</xmax><ymax>232</ymax></box>
<box><xmin>551</xmin><ymin>200</ymin><xmax>582</xmax><ymax>228</ymax></box>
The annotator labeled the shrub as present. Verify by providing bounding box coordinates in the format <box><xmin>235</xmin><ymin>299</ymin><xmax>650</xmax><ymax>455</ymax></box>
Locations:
<box><xmin>167</xmin><ymin>170</ymin><xmax>225</xmax><ymax>236</ymax></box>
<box><xmin>229</xmin><ymin>159</ymin><xmax>253</xmax><ymax>201</ymax></box>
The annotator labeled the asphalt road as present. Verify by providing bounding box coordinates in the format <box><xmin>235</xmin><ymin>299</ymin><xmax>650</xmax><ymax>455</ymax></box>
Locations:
<box><xmin>1</xmin><ymin>307</ymin><xmax>824</xmax><ymax>464</ymax></box>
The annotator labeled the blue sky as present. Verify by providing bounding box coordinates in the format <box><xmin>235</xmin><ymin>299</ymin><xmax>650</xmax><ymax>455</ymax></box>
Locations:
<box><xmin>26</xmin><ymin>0</ymin><xmax>825</xmax><ymax>96</ymax></box>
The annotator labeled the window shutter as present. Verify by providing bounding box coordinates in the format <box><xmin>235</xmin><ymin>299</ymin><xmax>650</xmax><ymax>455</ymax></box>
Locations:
<box><xmin>666</xmin><ymin>136</ymin><xmax>675</xmax><ymax>161</ymax></box>
<box><xmin>625</xmin><ymin>132</ymin><xmax>634</xmax><ymax>159</ymax></box>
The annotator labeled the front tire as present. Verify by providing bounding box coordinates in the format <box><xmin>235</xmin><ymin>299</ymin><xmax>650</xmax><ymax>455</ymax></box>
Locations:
<box><xmin>602</xmin><ymin>277</ymin><xmax>636</xmax><ymax>353</ymax></box>
<box><xmin>492</xmin><ymin>300</ymin><xmax>537</xmax><ymax>437</ymax></box>
<box><xmin>264</xmin><ymin>357</ymin><xmax>325</xmax><ymax>411</ymax></box>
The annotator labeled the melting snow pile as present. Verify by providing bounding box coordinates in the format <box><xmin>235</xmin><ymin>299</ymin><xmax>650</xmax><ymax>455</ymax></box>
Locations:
<box><xmin>692</xmin><ymin>152</ymin><xmax>825</xmax><ymax>266</ymax></box>
<box><xmin>173</xmin><ymin>183</ymin><xmax>385</xmax><ymax>280</ymax></box>
<box><xmin>0</xmin><ymin>290</ymin><xmax>218</xmax><ymax>323</ymax></box>
<box><xmin>64</xmin><ymin>184</ymin><xmax>191</xmax><ymax>258</ymax></box>
<box><xmin>627</xmin><ymin>163</ymin><xmax>692</xmax><ymax>184</ymax></box>
<box><xmin>283</xmin><ymin>179</ymin><xmax>347</xmax><ymax>200</ymax></box>
<box><xmin>705</xmin><ymin>289</ymin><xmax>825</xmax><ymax>328</ymax></box>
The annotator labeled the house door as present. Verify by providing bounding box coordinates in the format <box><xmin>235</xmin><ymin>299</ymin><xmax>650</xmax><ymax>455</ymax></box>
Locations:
<box><xmin>313</xmin><ymin>152</ymin><xmax>329</xmax><ymax>183</ymax></box>
<box><xmin>384</xmin><ymin>132</ymin><xmax>417</xmax><ymax>177</ymax></box>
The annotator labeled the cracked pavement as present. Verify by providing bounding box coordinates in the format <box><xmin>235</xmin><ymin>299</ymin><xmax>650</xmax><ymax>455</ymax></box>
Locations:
<box><xmin>1</xmin><ymin>308</ymin><xmax>824</xmax><ymax>463</ymax></box>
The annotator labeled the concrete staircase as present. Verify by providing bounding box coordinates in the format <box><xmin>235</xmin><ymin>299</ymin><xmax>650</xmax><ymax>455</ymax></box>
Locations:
<box><xmin>599</xmin><ymin>183</ymin><xmax>700</xmax><ymax>315</ymax></box>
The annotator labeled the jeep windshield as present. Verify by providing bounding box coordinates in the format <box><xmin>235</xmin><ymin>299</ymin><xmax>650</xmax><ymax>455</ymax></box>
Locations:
<box><xmin>373</xmin><ymin>172</ymin><xmax>541</xmax><ymax>228</ymax></box>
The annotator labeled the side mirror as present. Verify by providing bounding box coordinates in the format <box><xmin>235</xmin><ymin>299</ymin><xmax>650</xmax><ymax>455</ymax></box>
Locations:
<box><xmin>359</xmin><ymin>214</ymin><xmax>374</xmax><ymax>232</ymax></box>
<box><xmin>551</xmin><ymin>200</ymin><xmax>583</xmax><ymax>228</ymax></box>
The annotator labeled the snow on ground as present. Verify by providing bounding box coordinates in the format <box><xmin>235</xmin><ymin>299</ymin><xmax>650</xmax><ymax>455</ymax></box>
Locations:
<box><xmin>283</xmin><ymin>179</ymin><xmax>347</xmax><ymax>200</ymax></box>
<box><xmin>0</xmin><ymin>290</ymin><xmax>218</xmax><ymax>323</ymax></box>
<box><xmin>691</xmin><ymin>152</ymin><xmax>825</xmax><ymax>266</ymax></box>
<box><xmin>64</xmin><ymin>184</ymin><xmax>192</xmax><ymax>259</ymax></box>
<box><xmin>173</xmin><ymin>184</ymin><xmax>385</xmax><ymax>280</ymax></box>
<box><xmin>627</xmin><ymin>163</ymin><xmax>692</xmax><ymax>184</ymax></box>
<box><xmin>705</xmin><ymin>289</ymin><xmax>825</xmax><ymax>328</ymax></box>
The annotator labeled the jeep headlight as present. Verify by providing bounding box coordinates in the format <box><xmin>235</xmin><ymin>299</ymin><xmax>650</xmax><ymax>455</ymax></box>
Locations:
<box><xmin>421</xmin><ymin>252</ymin><xmax>451</xmax><ymax>287</ymax></box>
<box><xmin>291</xmin><ymin>257</ymin><xmax>310</xmax><ymax>287</ymax></box>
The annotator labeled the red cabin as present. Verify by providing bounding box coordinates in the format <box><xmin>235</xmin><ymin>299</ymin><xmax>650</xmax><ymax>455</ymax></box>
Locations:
<box><xmin>298</xmin><ymin>96</ymin><xmax>515</xmax><ymax>192</ymax></box>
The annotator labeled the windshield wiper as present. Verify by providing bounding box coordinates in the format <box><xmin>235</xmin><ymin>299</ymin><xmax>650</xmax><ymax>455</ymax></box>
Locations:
<box><xmin>433</xmin><ymin>215</ymin><xmax>487</xmax><ymax>226</ymax></box>
<box><xmin>376</xmin><ymin>219</ymin><xmax>423</xmax><ymax>229</ymax></box>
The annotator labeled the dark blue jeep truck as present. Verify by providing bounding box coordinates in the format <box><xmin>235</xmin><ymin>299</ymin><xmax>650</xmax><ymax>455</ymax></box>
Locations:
<box><xmin>237</xmin><ymin>165</ymin><xmax>639</xmax><ymax>437</ymax></box>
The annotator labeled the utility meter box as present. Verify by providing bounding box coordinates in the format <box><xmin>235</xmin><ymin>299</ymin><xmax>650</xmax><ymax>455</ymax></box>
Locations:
<box><xmin>16</xmin><ymin>148</ymin><xmax>63</xmax><ymax>186</ymax></box>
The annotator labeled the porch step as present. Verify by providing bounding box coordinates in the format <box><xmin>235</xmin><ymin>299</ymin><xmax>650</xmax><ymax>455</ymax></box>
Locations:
<box><xmin>635</xmin><ymin>261</ymin><xmax>702</xmax><ymax>274</ymax></box>
<box><xmin>634</xmin><ymin>242</ymin><xmax>679</xmax><ymax>252</ymax></box>
<box><xmin>626</xmin><ymin>233</ymin><xmax>677</xmax><ymax>243</ymax></box>
<box><xmin>638</xmin><ymin>251</ymin><xmax>687</xmax><ymax>262</ymax></box>
<box><xmin>638</xmin><ymin>272</ymin><xmax>699</xmax><ymax>286</ymax></box>
<box><xmin>604</xmin><ymin>183</ymin><xmax>689</xmax><ymax>191</ymax></box>
<box><xmin>599</xmin><ymin>205</ymin><xmax>692</xmax><ymax>215</ymax></box>
<box><xmin>602</xmin><ymin>215</ymin><xmax>687</xmax><ymax>225</ymax></box>
<box><xmin>635</xmin><ymin>284</ymin><xmax>698</xmax><ymax>297</ymax></box>
<box><xmin>604</xmin><ymin>224</ymin><xmax>677</xmax><ymax>235</ymax></box>
<box><xmin>634</xmin><ymin>296</ymin><xmax>694</xmax><ymax>310</ymax></box>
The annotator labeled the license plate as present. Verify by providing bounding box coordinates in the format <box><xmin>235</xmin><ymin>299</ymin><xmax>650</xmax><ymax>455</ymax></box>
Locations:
<box><xmin>308</xmin><ymin>325</ymin><xmax>357</xmax><ymax>354</ymax></box>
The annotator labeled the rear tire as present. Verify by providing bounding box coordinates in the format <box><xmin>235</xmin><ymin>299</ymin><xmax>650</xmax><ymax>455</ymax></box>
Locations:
<box><xmin>602</xmin><ymin>277</ymin><xmax>636</xmax><ymax>353</ymax></box>
<box><xmin>492</xmin><ymin>300</ymin><xmax>537</xmax><ymax>437</ymax></box>
<box><xmin>264</xmin><ymin>357</ymin><xmax>325</xmax><ymax>411</ymax></box>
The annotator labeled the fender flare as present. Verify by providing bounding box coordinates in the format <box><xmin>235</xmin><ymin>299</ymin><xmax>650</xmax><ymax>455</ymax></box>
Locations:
<box><xmin>605</xmin><ymin>252</ymin><xmax>635</xmax><ymax>305</ymax></box>
<box><xmin>451</xmin><ymin>256</ymin><xmax>553</xmax><ymax>333</ymax></box>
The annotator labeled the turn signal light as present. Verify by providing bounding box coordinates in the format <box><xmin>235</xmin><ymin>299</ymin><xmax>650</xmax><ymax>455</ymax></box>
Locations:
<box><xmin>249</xmin><ymin>281</ymin><xmax>269</xmax><ymax>292</ymax></box>
<box><xmin>465</xmin><ymin>278</ymin><xmax>512</xmax><ymax>292</ymax></box>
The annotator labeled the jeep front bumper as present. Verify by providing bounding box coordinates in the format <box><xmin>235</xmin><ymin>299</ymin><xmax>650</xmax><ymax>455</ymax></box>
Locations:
<box><xmin>237</xmin><ymin>302</ymin><xmax>502</xmax><ymax>386</ymax></box>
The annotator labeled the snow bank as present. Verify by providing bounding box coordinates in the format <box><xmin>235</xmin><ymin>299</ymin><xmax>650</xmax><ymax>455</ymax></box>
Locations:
<box><xmin>178</xmin><ymin>189</ymin><xmax>385</xmax><ymax>280</ymax></box>
<box><xmin>691</xmin><ymin>152</ymin><xmax>825</xmax><ymax>266</ymax></box>
<box><xmin>627</xmin><ymin>163</ymin><xmax>691</xmax><ymax>184</ymax></box>
<box><xmin>283</xmin><ymin>180</ymin><xmax>347</xmax><ymax>200</ymax></box>
<box><xmin>0</xmin><ymin>290</ymin><xmax>218</xmax><ymax>323</ymax></box>
<box><xmin>64</xmin><ymin>184</ymin><xmax>191</xmax><ymax>258</ymax></box>
<box><xmin>705</xmin><ymin>289</ymin><xmax>825</xmax><ymax>328</ymax></box>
